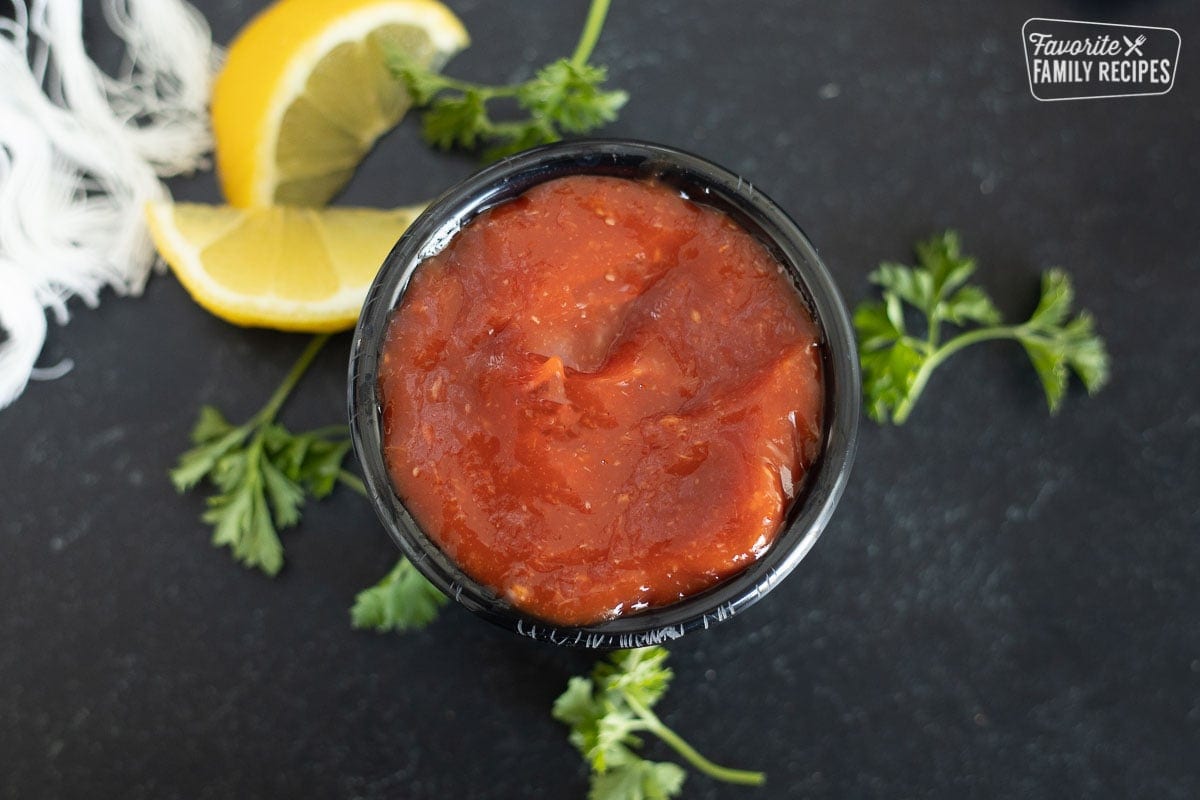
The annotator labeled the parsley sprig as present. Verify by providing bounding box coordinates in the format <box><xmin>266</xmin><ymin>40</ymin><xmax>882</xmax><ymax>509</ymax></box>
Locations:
<box><xmin>172</xmin><ymin>335</ymin><xmax>445</xmax><ymax>633</ymax></box>
<box><xmin>390</xmin><ymin>0</ymin><xmax>627</xmax><ymax>161</ymax></box>
<box><xmin>554</xmin><ymin>647</ymin><xmax>765</xmax><ymax>799</ymax></box>
<box><xmin>854</xmin><ymin>231</ymin><xmax>1110</xmax><ymax>424</ymax></box>
<box><xmin>170</xmin><ymin>334</ymin><xmax>352</xmax><ymax>573</ymax></box>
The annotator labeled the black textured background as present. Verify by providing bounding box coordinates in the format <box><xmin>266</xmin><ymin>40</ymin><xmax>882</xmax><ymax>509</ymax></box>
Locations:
<box><xmin>2</xmin><ymin>1</ymin><xmax>1198</xmax><ymax>798</ymax></box>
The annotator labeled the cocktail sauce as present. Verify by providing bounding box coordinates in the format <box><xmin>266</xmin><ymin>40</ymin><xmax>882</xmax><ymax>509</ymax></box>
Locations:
<box><xmin>379</xmin><ymin>176</ymin><xmax>823</xmax><ymax>625</ymax></box>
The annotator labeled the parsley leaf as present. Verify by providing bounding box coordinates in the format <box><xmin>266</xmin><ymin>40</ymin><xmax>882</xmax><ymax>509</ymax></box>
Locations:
<box><xmin>589</xmin><ymin>760</ymin><xmax>686</xmax><ymax>800</ymax></box>
<box><xmin>389</xmin><ymin>0</ymin><xmax>626</xmax><ymax>162</ymax></box>
<box><xmin>854</xmin><ymin>231</ymin><xmax>1110</xmax><ymax>424</ymax></box>
<box><xmin>420</xmin><ymin>89</ymin><xmax>490</xmax><ymax>151</ymax></box>
<box><xmin>1019</xmin><ymin>269</ymin><xmax>1110</xmax><ymax>411</ymax></box>
<box><xmin>351</xmin><ymin>558</ymin><xmax>447</xmax><ymax>633</ymax></box>
<box><xmin>554</xmin><ymin>647</ymin><xmax>765</xmax><ymax>800</ymax></box>
<box><xmin>170</xmin><ymin>406</ymin><xmax>244</xmax><ymax>492</ymax></box>
<box><xmin>517</xmin><ymin>59</ymin><xmax>628</xmax><ymax>134</ymax></box>
<box><xmin>595</xmin><ymin>646</ymin><xmax>673</xmax><ymax>708</ymax></box>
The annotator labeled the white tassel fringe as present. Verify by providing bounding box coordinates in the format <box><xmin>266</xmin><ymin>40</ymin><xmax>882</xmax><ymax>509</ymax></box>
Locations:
<box><xmin>0</xmin><ymin>0</ymin><xmax>220</xmax><ymax>409</ymax></box>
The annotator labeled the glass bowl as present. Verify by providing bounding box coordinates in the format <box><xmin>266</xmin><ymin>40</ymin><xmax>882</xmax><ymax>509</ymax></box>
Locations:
<box><xmin>348</xmin><ymin>139</ymin><xmax>859</xmax><ymax>648</ymax></box>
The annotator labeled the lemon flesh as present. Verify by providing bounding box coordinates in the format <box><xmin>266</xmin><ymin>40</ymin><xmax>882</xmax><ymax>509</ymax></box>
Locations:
<box><xmin>212</xmin><ymin>0</ymin><xmax>468</xmax><ymax>208</ymax></box>
<box><xmin>146</xmin><ymin>202</ymin><xmax>424</xmax><ymax>331</ymax></box>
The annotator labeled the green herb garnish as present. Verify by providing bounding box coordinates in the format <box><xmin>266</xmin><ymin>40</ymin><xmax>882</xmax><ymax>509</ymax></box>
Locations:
<box><xmin>172</xmin><ymin>335</ymin><xmax>444</xmax><ymax>632</ymax></box>
<box><xmin>351</xmin><ymin>557</ymin><xmax>448</xmax><ymax>633</ymax></box>
<box><xmin>171</xmin><ymin>335</ymin><xmax>352</xmax><ymax>573</ymax></box>
<box><xmin>554</xmin><ymin>647</ymin><xmax>765</xmax><ymax>799</ymax></box>
<box><xmin>390</xmin><ymin>0</ymin><xmax>627</xmax><ymax>161</ymax></box>
<box><xmin>854</xmin><ymin>231</ymin><xmax>1110</xmax><ymax>424</ymax></box>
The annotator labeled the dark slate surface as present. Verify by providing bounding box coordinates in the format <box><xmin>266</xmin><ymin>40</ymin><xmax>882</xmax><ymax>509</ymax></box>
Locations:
<box><xmin>2</xmin><ymin>0</ymin><xmax>1198</xmax><ymax>797</ymax></box>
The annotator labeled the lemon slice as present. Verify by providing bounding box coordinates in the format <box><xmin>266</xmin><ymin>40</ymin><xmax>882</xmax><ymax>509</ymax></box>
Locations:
<box><xmin>212</xmin><ymin>0</ymin><xmax>468</xmax><ymax>207</ymax></box>
<box><xmin>146</xmin><ymin>202</ymin><xmax>424</xmax><ymax>331</ymax></box>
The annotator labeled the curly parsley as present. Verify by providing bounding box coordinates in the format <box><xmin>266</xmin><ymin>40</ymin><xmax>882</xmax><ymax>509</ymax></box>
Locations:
<box><xmin>854</xmin><ymin>231</ymin><xmax>1110</xmax><ymax>424</ymax></box>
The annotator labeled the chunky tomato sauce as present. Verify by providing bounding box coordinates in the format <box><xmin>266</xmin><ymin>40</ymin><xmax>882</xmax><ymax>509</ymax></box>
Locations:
<box><xmin>379</xmin><ymin>175</ymin><xmax>823</xmax><ymax>626</ymax></box>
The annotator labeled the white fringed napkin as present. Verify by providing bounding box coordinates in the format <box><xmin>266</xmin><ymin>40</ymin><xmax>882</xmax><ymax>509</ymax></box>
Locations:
<box><xmin>0</xmin><ymin>0</ymin><xmax>220</xmax><ymax>409</ymax></box>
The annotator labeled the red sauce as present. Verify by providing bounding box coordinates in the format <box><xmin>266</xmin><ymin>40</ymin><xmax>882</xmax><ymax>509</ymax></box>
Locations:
<box><xmin>379</xmin><ymin>175</ymin><xmax>823</xmax><ymax>626</ymax></box>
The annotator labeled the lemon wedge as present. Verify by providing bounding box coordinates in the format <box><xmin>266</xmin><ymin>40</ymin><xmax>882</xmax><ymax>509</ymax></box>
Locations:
<box><xmin>146</xmin><ymin>202</ymin><xmax>423</xmax><ymax>331</ymax></box>
<box><xmin>212</xmin><ymin>0</ymin><xmax>468</xmax><ymax>207</ymax></box>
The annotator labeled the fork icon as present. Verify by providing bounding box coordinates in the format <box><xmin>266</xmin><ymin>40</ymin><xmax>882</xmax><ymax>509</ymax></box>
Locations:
<box><xmin>1123</xmin><ymin>34</ymin><xmax>1147</xmax><ymax>56</ymax></box>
